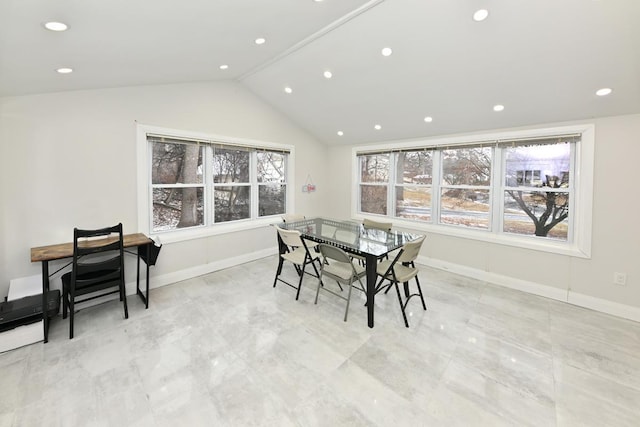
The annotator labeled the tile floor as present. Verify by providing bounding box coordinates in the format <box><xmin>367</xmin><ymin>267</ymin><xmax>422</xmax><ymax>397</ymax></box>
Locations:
<box><xmin>1</xmin><ymin>255</ymin><xmax>640</xmax><ymax>426</ymax></box>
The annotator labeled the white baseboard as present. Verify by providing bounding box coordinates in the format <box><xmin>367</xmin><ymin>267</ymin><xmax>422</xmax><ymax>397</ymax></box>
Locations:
<box><xmin>567</xmin><ymin>292</ymin><xmax>640</xmax><ymax>323</ymax></box>
<box><xmin>417</xmin><ymin>255</ymin><xmax>640</xmax><ymax>323</ymax></box>
<box><xmin>128</xmin><ymin>246</ymin><xmax>278</xmax><ymax>293</ymax></box>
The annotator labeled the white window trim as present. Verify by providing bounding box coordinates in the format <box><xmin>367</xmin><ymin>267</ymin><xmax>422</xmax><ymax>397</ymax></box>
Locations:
<box><xmin>136</xmin><ymin>123</ymin><xmax>295</xmax><ymax>244</ymax></box>
<box><xmin>351</xmin><ymin>124</ymin><xmax>594</xmax><ymax>258</ymax></box>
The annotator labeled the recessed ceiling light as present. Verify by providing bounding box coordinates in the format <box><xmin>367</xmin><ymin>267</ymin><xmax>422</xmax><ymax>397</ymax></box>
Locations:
<box><xmin>284</xmin><ymin>86</ymin><xmax>293</xmax><ymax>94</ymax></box>
<box><xmin>381</xmin><ymin>47</ymin><xmax>393</xmax><ymax>57</ymax></box>
<box><xmin>219</xmin><ymin>64</ymin><xmax>229</xmax><ymax>70</ymax></box>
<box><xmin>323</xmin><ymin>70</ymin><xmax>333</xmax><ymax>79</ymax></box>
<box><xmin>56</xmin><ymin>67</ymin><xmax>73</xmax><ymax>74</ymax></box>
<box><xmin>337</xmin><ymin>131</ymin><xmax>344</xmax><ymax>136</ymax></box>
<box><xmin>493</xmin><ymin>104</ymin><xmax>505</xmax><ymax>112</ymax></box>
<box><xmin>424</xmin><ymin>116</ymin><xmax>433</xmax><ymax>123</ymax></box>
<box><xmin>255</xmin><ymin>37</ymin><xmax>266</xmax><ymax>45</ymax></box>
<box><xmin>44</xmin><ymin>21</ymin><xmax>68</xmax><ymax>32</ymax></box>
<box><xmin>374</xmin><ymin>124</ymin><xmax>382</xmax><ymax>130</ymax></box>
<box><xmin>473</xmin><ymin>9</ymin><xmax>489</xmax><ymax>22</ymax></box>
<box><xmin>596</xmin><ymin>87</ymin><xmax>612</xmax><ymax>96</ymax></box>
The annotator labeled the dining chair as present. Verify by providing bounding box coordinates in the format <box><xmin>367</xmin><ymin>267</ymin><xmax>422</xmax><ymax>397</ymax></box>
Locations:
<box><xmin>282</xmin><ymin>214</ymin><xmax>319</xmax><ymax>250</ymax></box>
<box><xmin>363</xmin><ymin>218</ymin><xmax>393</xmax><ymax>232</ymax></box>
<box><xmin>273</xmin><ymin>225</ymin><xmax>322</xmax><ymax>300</ymax></box>
<box><xmin>375</xmin><ymin>235</ymin><xmax>426</xmax><ymax>327</ymax></box>
<box><xmin>356</xmin><ymin>218</ymin><xmax>394</xmax><ymax>265</ymax></box>
<box><xmin>314</xmin><ymin>244</ymin><xmax>366</xmax><ymax>321</ymax></box>
<box><xmin>281</xmin><ymin>214</ymin><xmax>305</xmax><ymax>223</ymax></box>
<box><xmin>61</xmin><ymin>223</ymin><xmax>128</xmax><ymax>339</ymax></box>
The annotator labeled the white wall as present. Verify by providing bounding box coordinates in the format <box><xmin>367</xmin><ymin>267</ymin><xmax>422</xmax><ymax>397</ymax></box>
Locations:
<box><xmin>327</xmin><ymin>114</ymin><xmax>640</xmax><ymax>315</ymax></box>
<box><xmin>0</xmin><ymin>81</ymin><xmax>330</xmax><ymax>297</ymax></box>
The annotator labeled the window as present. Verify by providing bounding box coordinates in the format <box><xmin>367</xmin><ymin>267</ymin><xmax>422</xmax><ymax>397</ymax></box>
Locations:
<box><xmin>354</xmin><ymin>125</ymin><xmax>594</xmax><ymax>256</ymax></box>
<box><xmin>440</xmin><ymin>146</ymin><xmax>492</xmax><ymax>229</ymax></box>
<box><xmin>142</xmin><ymin>127</ymin><xmax>291</xmax><ymax>235</ymax></box>
<box><xmin>502</xmin><ymin>138</ymin><xmax>572</xmax><ymax>240</ymax></box>
<box><xmin>395</xmin><ymin>150</ymin><xmax>432</xmax><ymax>222</ymax></box>
<box><xmin>359</xmin><ymin>153</ymin><xmax>389</xmax><ymax>215</ymax></box>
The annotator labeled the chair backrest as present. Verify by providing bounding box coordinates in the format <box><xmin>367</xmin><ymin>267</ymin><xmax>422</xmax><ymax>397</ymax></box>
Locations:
<box><xmin>397</xmin><ymin>235</ymin><xmax>426</xmax><ymax>263</ymax></box>
<box><xmin>282</xmin><ymin>214</ymin><xmax>305</xmax><ymax>223</ymax></box>
<box><xmin>72</xmin><ymin>223</ymin><xmax>124</xmax><ymax>289</ymax></box>
<box><xmin>275</xmin><ymin>225</ymin><xmax>304</xmax><ymax>248</ymax></box>
<box><xmin>363</xmin><ymin>218</ymin><xmax>392</xmax><ymax>232</ymax></box>
<box><xmin>318</xmin><ymin>243</ymin><xmax>352</xmax><ymax>265</ymax></box>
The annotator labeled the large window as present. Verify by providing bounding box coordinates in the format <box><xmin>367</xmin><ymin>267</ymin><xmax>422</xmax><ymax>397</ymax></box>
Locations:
<box><xmin>145</xmin><ymin>131</ymin><xmax>290</xmax><ymax>234</ymax></box>
<box><xmin>356</xmin><ymin>127</ymin><xmax>590</xmax><ymax>253</ymax></box>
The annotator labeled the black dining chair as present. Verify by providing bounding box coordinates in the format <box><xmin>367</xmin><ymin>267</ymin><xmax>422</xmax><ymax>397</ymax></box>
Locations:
<box><xmin>61</xmin><ymin>223</ymin><xmax>128</xmax><ymax>339</ymax></box>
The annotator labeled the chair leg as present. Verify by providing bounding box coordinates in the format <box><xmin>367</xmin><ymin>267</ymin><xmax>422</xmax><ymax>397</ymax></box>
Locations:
<box><xmin>62</xmin><ymin>290</ymin><xmax>68</xmax><ymax>319</ymax></box>
<box><xmin>343</xmin><ymin>282</ymin><xmax>354</xmax><ymax>322</ymax></box>
<box><xmin>314</xmin><ymin>276</ymin><xmax>322</xmax><ymax>304</ymax></box>
<box><xmin>69</xmin><ymin>295</ymin><xmax>75</xmax><ymax>339</ymax></box>
<box><xmin>415</xmin><ymin>276</ymin><xmax>427</xmax><ymax>310</ymax></box>
<box><xmin>393</xmin><ymin>282</ymin><xmax>410</xmax><ymax>327</ymax></box>
<box><xmin>295</xmin><ymin>263</ymin><xmax>306</xmax><ymax>300</ymax></box>
<box><xmin>273</xmin><ymin>257</ymin><xmax>284</xmax><ymax>288</ymax></box>
<box><xmin>122</xmin><ymin>283</ymin><xmax>129</xmax><ymax>319</ymax></box>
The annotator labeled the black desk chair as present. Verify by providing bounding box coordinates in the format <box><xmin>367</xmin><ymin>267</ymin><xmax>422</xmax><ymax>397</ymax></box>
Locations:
<box><xmin>61</xmin><ymin>223</ymin><xmax>128</xmax><ymax>339</ymax></box>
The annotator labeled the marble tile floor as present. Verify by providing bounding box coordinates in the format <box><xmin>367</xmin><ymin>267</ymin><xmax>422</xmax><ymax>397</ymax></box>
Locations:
<box><xmin>1</xmin><ymin>255</ymin><xmax>640</xmax><ymax>426</ymax></box>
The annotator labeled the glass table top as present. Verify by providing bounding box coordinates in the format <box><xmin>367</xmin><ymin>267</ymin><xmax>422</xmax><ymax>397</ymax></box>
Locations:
<box><xmin>279</xmin><ymin>217</ymin><xmax>422</xmax><ymax>257</ymax></box>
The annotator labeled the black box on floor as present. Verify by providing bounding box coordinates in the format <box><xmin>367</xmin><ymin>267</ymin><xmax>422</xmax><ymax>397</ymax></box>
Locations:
<box><xmin>0</xmin><ymin>290</ymin><xmax>60</xmax><ymax>333</ymax></box>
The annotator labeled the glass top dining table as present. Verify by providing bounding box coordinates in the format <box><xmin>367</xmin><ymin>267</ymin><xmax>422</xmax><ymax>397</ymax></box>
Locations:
<box><xmin>279</xmin><ymin>217</ymin><xmax>423</xmax><ymax>327</ymax></box>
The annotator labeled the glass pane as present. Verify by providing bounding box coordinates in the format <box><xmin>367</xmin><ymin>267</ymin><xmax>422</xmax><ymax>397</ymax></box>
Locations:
<box><xmin>395</xmin><ymin>186</ymin><xmax>431</xmax><ymax>221</ymax></box>
<box><xmin>152</xmin><ymin>187</ymin><xmax>204</xmax><ymax>231</ymax></box>
<box><xmin>213</xmin><ymin>147</ymin><xmax>250</xmax><ymax>183</ymax></box>
<box><xmin>258</xmin><ymin>184</ymin><xmax>286</xmax><ymax>217</ymax></box>
<box><xmin>214</xmin><ymin>186</ymin><xmax>250</xmax><ymax>222</ymax></box>
<box><xmin>360</xmin><ymin>184</ymin><xmax>387</xmax><ymax>215</ymax></box>
<box><xmin>257</xmin><ymin>152</ymin><xmax>286</xmax><ymax>183</ymax></box>
<box><xmin>396</xmin><ymin>151</ymin><xmax>433</xmax><ymax>185</ymax></box>
<box><xmin>504</xmin><ymin>190</ymin><xmax>569</xmax><ymax>240</ymax></box>
<box><xmin>442</xmin><ymin>147</ymin><xmax>492</xmax><ymax>186</ymax></box>
<box><xmin>440</xmin><ymin>188</ymin><xmax>490</xmax><ymax>229</ymax></box>
<box><xmin>360</xmin><ymin>154</ymin><xmax>389</xmax><ymax>183</ymax></box>
<box><xmin>152</xmin><ymin>142</ymin><xmax>203</xmax><ymax>185</ymax></box>
<box><xmin>504</xmin><ymin>142</ymin><xmax>571</xmax><ymax>187</ymax></box>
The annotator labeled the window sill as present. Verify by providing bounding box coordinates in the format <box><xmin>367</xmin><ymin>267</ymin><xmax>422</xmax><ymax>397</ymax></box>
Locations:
<box><xmin>354</xmin><ymin>215</ymin><xmax>590</xmax><ymax>259</ymax></box>
<box><xmin>146</xmin><ymin>216</ymin><xmax>281</xmax><ymax>245</ymax></box>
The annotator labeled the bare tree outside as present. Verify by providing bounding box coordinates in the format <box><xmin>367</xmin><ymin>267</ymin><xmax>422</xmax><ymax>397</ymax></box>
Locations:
<box><xmin>395</xmin><ymin>151</ymin><xmax>432</xmax><ymax>221</ymax></box>
<box><xmin>213</xmin><ymin>147</ymin><xmax>250</xmax><ymax>222</ymax></box>
<box><xmin>504</xmin><ymin>142</ymin><xmax>571</xmax><ymax>239</ymax></box>
<box><xmin>257</xmin><ymin>151</ymin><xmax>287</xmax><ymax>216</ymax></box>
<box><xmin>440</xmin><ymin>147</ymin><xmax>492</xmax><ymax>229</ymax></box>
<box><xmin>151</xmin><ymin>141</ymin><xmax>204</xmax><ymax>231</ymax></box>
<box><xmin>360</xmin><ymin>154</ymin><xmax>389</xmax><ymax>214</ymax></box>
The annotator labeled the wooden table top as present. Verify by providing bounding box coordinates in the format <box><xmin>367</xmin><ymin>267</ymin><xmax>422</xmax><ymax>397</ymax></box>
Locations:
<box><xmin>31</xmin><ymin>233</ymin><xmax>152</xmax><ymax>262</ymax></box>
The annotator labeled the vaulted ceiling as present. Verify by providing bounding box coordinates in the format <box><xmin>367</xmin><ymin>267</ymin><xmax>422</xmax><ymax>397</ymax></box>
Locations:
<box><xmin>1</xmin><ymin>0</ymin><xmax>639</xmax><ymax>145</ymax></box>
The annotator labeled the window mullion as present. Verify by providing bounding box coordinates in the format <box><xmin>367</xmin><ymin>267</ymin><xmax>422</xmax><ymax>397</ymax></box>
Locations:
<box><xmin>493</xmin><ymin>145</ymin><xmax>504</xmax><ymax>233</ymax></box>
<box><xmin>204</xmin><ymin>145</ymin><xmax>213</xmax><ymax>226</ymax></box>
<box><xmin>250</xmin><ymin>151</ymin><xmax>258</xmax><ymax>220</ymax></box>
<box><xmin>389</xmin><ymin>152</ymin><xmax>397</xmax><ymax>217</ymax></box>
<box><xmin>432</xmin><ymin>150</ymin><xmax>442</xmax><ymax>224</ymax></box>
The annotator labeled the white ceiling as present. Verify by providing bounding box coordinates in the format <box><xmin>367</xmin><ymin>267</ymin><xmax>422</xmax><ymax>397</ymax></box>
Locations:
<box><xmin>1</xmin><ymin>0</ymin><xmax>639</xmax><ymax>145</ymax></box>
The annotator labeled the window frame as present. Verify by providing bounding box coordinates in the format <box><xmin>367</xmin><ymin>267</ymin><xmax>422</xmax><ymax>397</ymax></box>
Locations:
<box><xmin>352</xmin><ymin>124</ymin><xmax>594</xmax><ymax>258</ymax></box>
<box><xmin>137</xmin><ymin>124</ymin><xmax>295</xmax><ymax>243</ymax></box>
